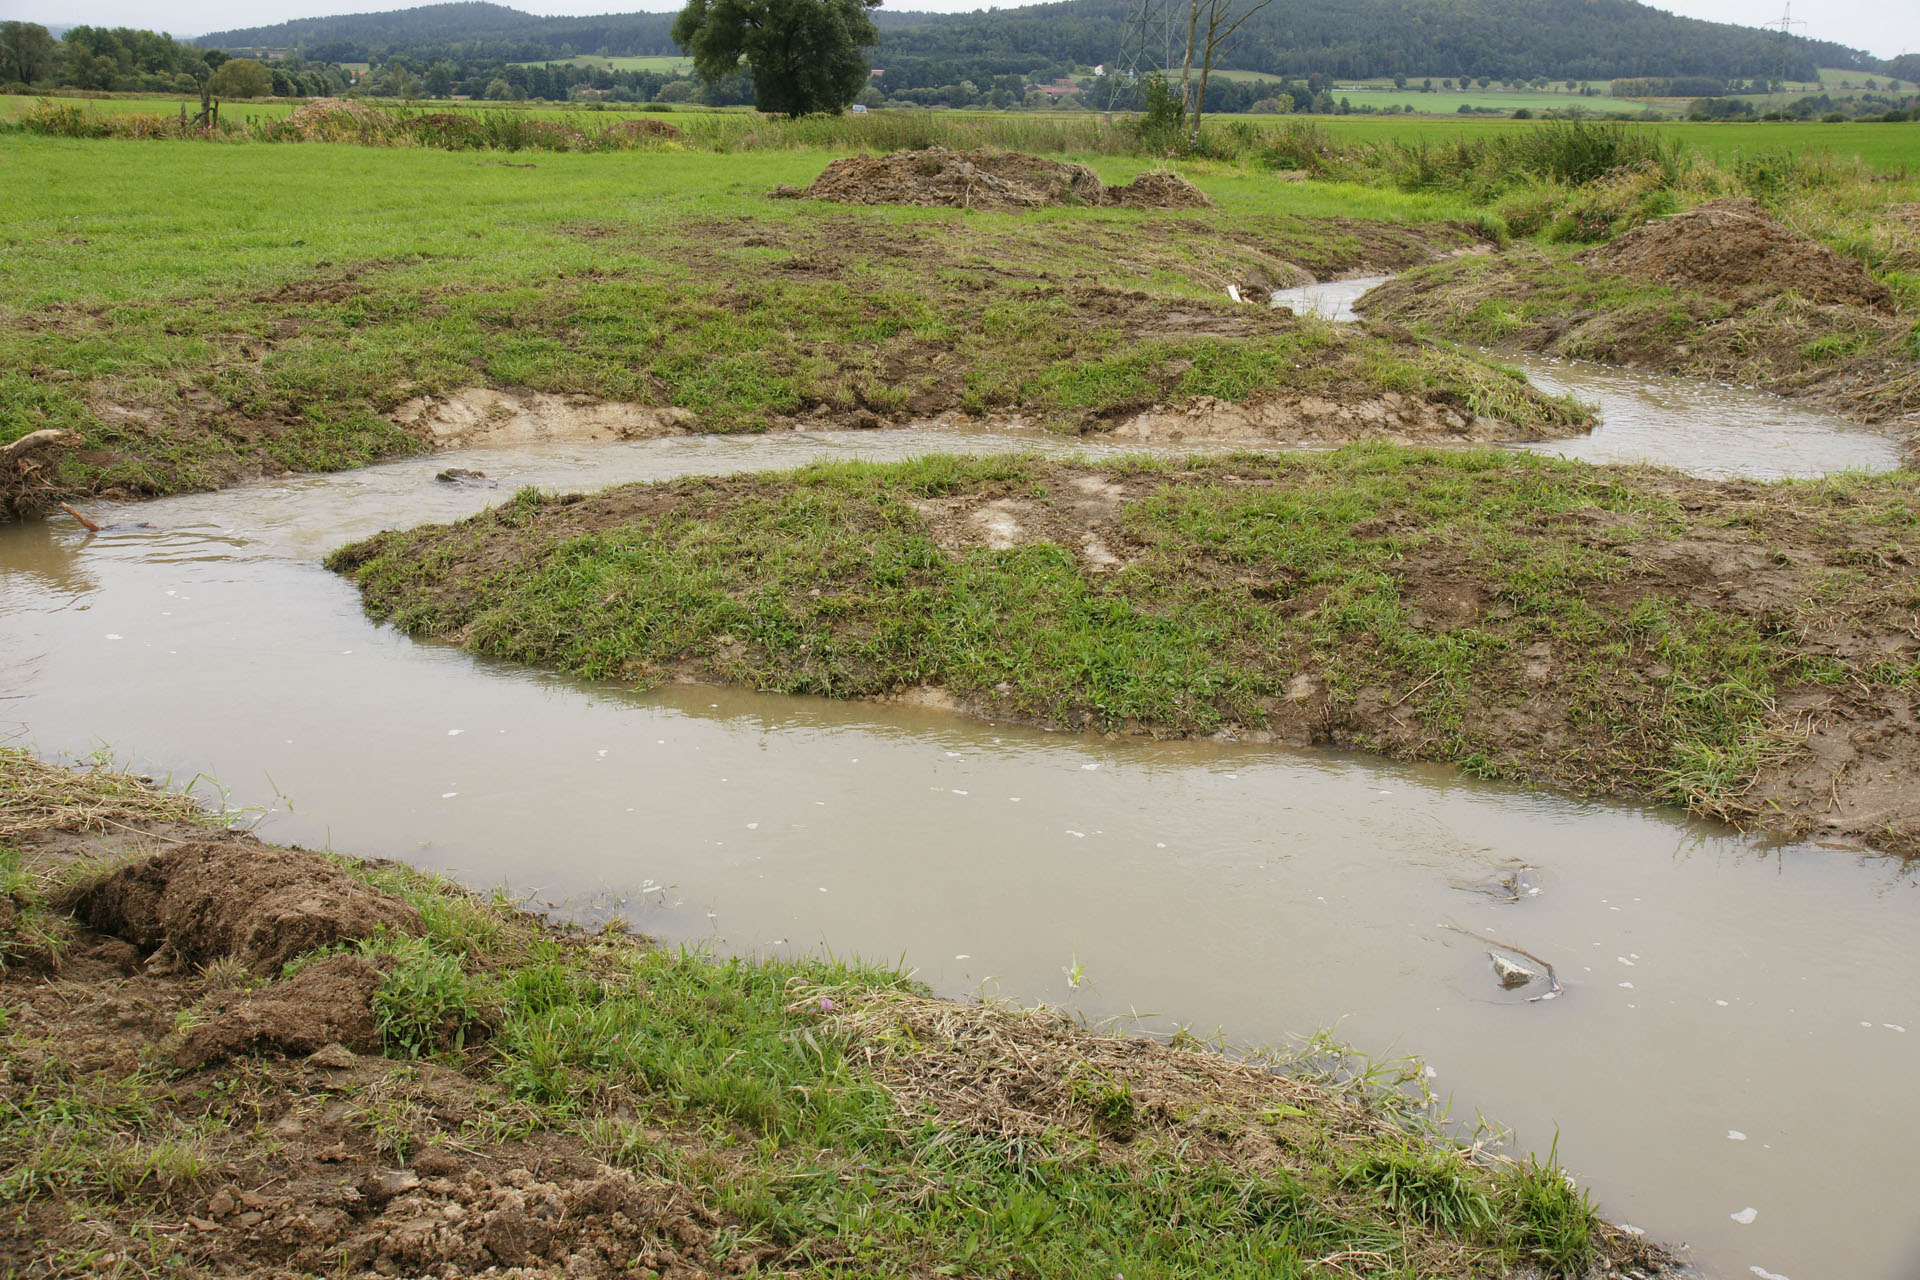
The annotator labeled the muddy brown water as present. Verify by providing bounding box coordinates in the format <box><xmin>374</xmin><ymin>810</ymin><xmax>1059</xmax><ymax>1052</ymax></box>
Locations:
<box><xmin>4</xmin><ymin>419</ymin><xmax>1918</xmax><ymax>1280</ymax></box>
<box><xmin>1271</xmin><ymin>276</ymin><xmax>1906</xmax><ymax>480</ymax></box>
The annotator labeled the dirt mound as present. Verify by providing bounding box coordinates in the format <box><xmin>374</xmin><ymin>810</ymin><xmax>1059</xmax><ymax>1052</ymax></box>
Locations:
<box><xmin>65</xmin><ymin>842</ymin><xmax>419</xmax><ymax>974</ymax></box>
<box><xmin>795</xmin><ymin>146</ymin><xmax>1103</xmax><ymax>210</ymax></box>
<box><xmin>790</xmin><ymin>147</ymin><xmax>1205</xmax><ymax>212</ymax></box>
<box><xmin>1593</xmin><ymin>198</ymin><xmax>1892</xmax><ymax>311</ymax></box>
<box><xmin>1105</xmin><ymin>169</ymin><xmax>1212</xmax><ymax>209</ymax></box>
<box><xmin>608</xmin><ymin>115</ymin><xmax>681</xmax><ymax>141</ymax></box>
<box><xmin>281</xmin><ymin>97</ymin><xmax>389</xmax><ymax>136</ymax></box>
<box><xmin>174</xmin><ymin>953</ymin><xmax>385</xmax><ymax>1069</ymax></box>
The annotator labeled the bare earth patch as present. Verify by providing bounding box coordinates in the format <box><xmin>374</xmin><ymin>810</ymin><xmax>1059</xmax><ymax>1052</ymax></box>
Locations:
<box><xmin>391</xmin><ymin>386</ymin><xmax>694</xmax><ymax>449</ymax></box>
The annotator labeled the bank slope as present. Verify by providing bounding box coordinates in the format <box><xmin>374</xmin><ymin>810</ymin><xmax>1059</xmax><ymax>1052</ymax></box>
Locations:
<box><xmin>330</xmin><ymin>447</ymin><xmax>1920</xmax><ymax>856</ymax></box>
<box><xmin>0</xmin><ymin>747</ymin><xmax>1667</xmax><ymax>1278</ymax></box>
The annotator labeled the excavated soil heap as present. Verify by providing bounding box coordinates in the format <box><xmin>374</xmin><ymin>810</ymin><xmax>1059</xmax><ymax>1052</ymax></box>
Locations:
<box><xmin>65</xmin><ymin>841</ymin><xmax>420</xmax><ymax>974</ymax></box>
<box><xmin>173</xmin><ymin>952</ymin><xmax>387</xmax><ymax>1069</ymax></box>
<box><xmin>1105</xmin><ymin>169</ymin><xmax>1214</xmax><ymax>209</ymax></box>
<box><xmin>1592</xmin><ymin>198</ymin><xmax>1892</xmax><ymax>311</ymax></box>
<box><xmin>788</xmin><ymin>147</ymin><xmax>1209</xmax><ymax>211</ymax></box>
<box><xmin>281</xmin><ymin>97</ymin><xmax>390</xmax><ymax>135</ymax></box>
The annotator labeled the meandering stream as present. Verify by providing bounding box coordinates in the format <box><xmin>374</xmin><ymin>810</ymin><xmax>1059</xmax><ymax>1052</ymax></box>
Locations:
<box><xmin>4</xmin><ymin>352</ymin><xmax>1916</xmax><ymax>1280</ymax></box>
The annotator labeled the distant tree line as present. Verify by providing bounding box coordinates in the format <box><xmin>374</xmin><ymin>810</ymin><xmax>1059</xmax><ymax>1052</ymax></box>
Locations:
<box><xmin>1689</xmin><ymin>91</ymin><xmax>1920</xmax><ymax>122</ymax></box>
<box><xmin>193</xmin><ymin>0</ymin><xmax>1894</xmax><ymax>88</ymax></box>
<box><xmin>1</xmin><ymin>21</ymin><xmax>347</xmax><ymax>95</ymax></box>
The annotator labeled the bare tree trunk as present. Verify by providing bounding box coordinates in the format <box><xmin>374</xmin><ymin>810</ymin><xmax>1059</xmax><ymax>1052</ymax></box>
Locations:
<box><xmin>1176</xmin><ymin>0</ymin><xmax>1202</xmax><ymax>122</ymax></box>
<box><xmin>1189</xmin><ymin>0</ymin><xmax>1274</xmax><ymax>142</ymax></box>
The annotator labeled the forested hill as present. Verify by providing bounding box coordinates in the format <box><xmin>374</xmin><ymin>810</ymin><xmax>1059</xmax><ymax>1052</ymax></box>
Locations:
<box><xmin>198</xmin><ymin>0</ymin><xmax>1874</xmax><ymax>81</ymax></box>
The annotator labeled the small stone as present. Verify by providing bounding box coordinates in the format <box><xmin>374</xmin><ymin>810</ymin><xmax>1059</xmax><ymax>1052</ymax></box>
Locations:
<box><xmin>308</xmin><ymin>1042</ymin><xmax>357</xmax><ymax>1070</ymax></box>
<box><xmin>363</xmin><ymin>1168</ymin><xmax>422</xmax><ymax>1205</ymax></box>
<box><xmin>209</xmin><ymin>1188</ymin><xmax>238</xmax><ymax>1218</ymax></box>
<box><xmin>1490</xmin><ymin>951</ymin><xmax>1540</xmax><ymax>989</ymax></box>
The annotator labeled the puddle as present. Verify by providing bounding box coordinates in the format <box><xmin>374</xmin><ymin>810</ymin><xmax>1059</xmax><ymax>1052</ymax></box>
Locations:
<box><xmin>4</xmin><ymin>427</ymin><xmax>1919</xmax><ymax>1280</ymax></box>
<box><xmin>1269</xmin><ymin>276</ymin><xmax>1906</xmax><ymax>479</ymax></box>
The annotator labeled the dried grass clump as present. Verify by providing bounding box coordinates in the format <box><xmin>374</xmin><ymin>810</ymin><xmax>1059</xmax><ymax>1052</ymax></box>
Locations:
<box><xmin>804</xmin><ymin>985</ymin><xmax>1414</xmax><ymax>1163</ymax></box>
<box><xmin>0</xmin><ymin>748</ymin><xmax>209</xmax><ymax>845</ymax></box>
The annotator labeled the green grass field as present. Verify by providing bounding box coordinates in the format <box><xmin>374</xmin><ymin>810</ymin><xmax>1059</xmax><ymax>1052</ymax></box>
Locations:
<box><xmin>6</xmin><ymin>134</ymin><xmax>1561</xmax><ymax>502</ymax></box>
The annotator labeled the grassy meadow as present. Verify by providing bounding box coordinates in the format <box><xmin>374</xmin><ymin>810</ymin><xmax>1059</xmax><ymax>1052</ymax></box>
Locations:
<box><xmin>4</xmin><ymin>132</ymin><xmax>1588</xmax><ymax>504</ymax></box>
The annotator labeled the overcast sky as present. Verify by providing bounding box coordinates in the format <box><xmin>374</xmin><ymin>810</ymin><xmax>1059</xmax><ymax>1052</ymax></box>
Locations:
<box><xmin>3</xmin><ymin>0</ymin><xmax>1914</xmax><ymax>61</ymax></box>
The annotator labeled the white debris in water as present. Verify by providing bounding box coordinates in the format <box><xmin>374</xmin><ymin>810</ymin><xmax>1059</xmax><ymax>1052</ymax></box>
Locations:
<box><xmin>448</xmin><ymin>729</ymin><xmax>463</xmax><ymax>736</ymax></box>
<box><xmin>1156</xmin><ymin>842</ymin><xmax>1166</xmax><ymax>848</ymax></box>
<box><xmin>1717</xmin><ymin>999</ymin><xmax>1730</xmax><ymax>1006</ymax></box>
<box><xmin>1730</xmin><ymin>1207</ymin><xmax>1758</xmax><ymax>1225</ymax></box>
<box><xmin>746</xmin><ymin>822</ymin><xmax>758</xmax><ymax>830</ymax></box>
<box><xmin>1618</xmin><ymin>982</ymin><xmax>1635</xmax><ymax>989</ymax></box>
<box><xmin>955</xmin><ymin>954</ymin><xmax>970</xmax><ymax>960</ymax></box>
<box><xmin>1860</xmin><ymin>1020</ymin><xmax>1874</xmax><ymax>1027</ymax></box>
<box><xmin>441</xmin><ymin>792</ymin><xmax>457</xmax><ymax>799</ymax></box>
<box><xmin>1617</xmin><ymin>956</ymin><xmax>1636</xmax><ymax>966</ymax></box>
<box><xmin>818</xmin><ymin>887</ymin><xmax>828</xmax><ymax>893</ymax></box>
<box><xmin>1729</xmin><ymin>1130</ymin><xmax>1747</xmax><ymax>1141</ymax></box>
<box><xmin>1010</xmin><ymin>797</ymin><xmax>1021</xmax><ymax>802</ymax></box>
<box><xmin>105</xmin><ymin>634</ymin><xmax>122</xmax><ymax>640</ymax></box>
<box><xmin>597</xmin><ymin>749</ymin><xmax>608</xmax><ymax>757</ymax></box>
<box><xmin>1618</xmin><ymin>1224</ymin><xmax>1645</xmax><ymax>1237</ymax></box>
<box><xmin>1081</xmin><ymin>763</ymin><xmax>1101</xmax><ymax>771</ymax></box>
<box><xmin>952</xmin><ymin>789</ymin><xmax>968</xmax><ymax>796</ymax></box>
<box><xmin>1750</xmin><ymin>1268</ymin><xmax>1790</xmax><ymax>1280</ymax></box>
<box><xmin>1225</xmin><ymin>773</ymin><xmax>1238</xmax><ymax>780</ymax></box>
<box><xmin>1886</xmin><ymin>1023</ymin><xmax>1907</xmax><ymax>1032</ymax></box>
<box><xmin>946</xmin><ymin>751</ymin><xmax>961</xmax><ymax>758</ymax></box>
<box><xmin>1067</xmin><ymin>830</ymin><xmax>1086</xmax><ymax>838</ymax></box>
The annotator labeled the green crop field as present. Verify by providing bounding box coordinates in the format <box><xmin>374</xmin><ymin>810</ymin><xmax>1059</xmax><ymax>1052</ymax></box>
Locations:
<box><xmin>509</xmin><ymin>54</ymin><xmax>693</xmax><ymax>73</ymax></box>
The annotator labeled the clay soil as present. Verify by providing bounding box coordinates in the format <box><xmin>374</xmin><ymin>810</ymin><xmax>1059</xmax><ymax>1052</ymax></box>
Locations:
<box><xmin>777</xmin><ymin>146</ymin><xmax>1212</xmax><ymax>211</ymax></box>
<box><xmin>1359</xmin><ymin>199</ymin><xmax>1920</xmax><ymax>445</ymax></box>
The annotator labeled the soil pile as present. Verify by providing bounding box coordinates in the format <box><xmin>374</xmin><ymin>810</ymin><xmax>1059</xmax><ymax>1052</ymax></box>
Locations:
<box><xmin>173</xmin><ymin>952</ymin><xmax>386</xmax><ymax>1069</ymax></box>
<box><xmin>64</xmin><ymin>841</ymin><xmax>420</xmax><ymax>974</ymax></box>
<box><xmin>607</xmin><ymin>115</ymin><xmax>681</xmax><ymax>141</ymax></box>
<box><xmin>280</xmin><ymin>97</ymin><xmax>389</xmax><ymax>136</ymax></box>
<box><xmin>1592</xmin><ymin>198</ymin><xmax>1893</xmax><ymax>311</ymax></box>
<box><xmin>786</xmin><ymin>147</ymin><xmax>1208</xmax><ymax>211</ymax></box>
<box><xmin>1105</xmin><ymin>169</ymin><xmax>1214</xmax><ymax>209</ymax></box>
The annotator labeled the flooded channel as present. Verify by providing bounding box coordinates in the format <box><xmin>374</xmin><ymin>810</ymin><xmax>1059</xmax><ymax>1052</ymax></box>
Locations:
<box><xmin>1271</xmin><ymin>276</ymin><xmax>1907</xmax><ymax>480</ymax></box>
<box><xmin>4</xmin><ymin>410</ymin><xmax>1917</xmax><ymax>1280</ymax></box>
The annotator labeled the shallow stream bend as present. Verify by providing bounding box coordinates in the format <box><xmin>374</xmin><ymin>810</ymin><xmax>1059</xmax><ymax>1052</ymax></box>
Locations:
<box><xmin>3</xmin><ymin>378</ymin><xmax>1917</xmax><ymax>1280</ymax></box>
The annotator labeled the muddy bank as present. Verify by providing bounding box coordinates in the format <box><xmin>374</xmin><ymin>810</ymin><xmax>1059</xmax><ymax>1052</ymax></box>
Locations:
<box><xmin>331</xmin><ymin>448</ymin><xmax>1920</xmax><ymax>857</ymax></box>
<box><xmin>774</xmin><ymin>146</ymin><xmax>1212</xmax><ymax>211</ymax></box>
<box><xmin>1359</xmin><ymin>200</ymin><xmax>1920</xmax><ymax>450</ymax></box>
<box><xmin>0</xmin><ymin>749</ymin><xmax>1667</xmax><ymax>1278</ymax></box>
